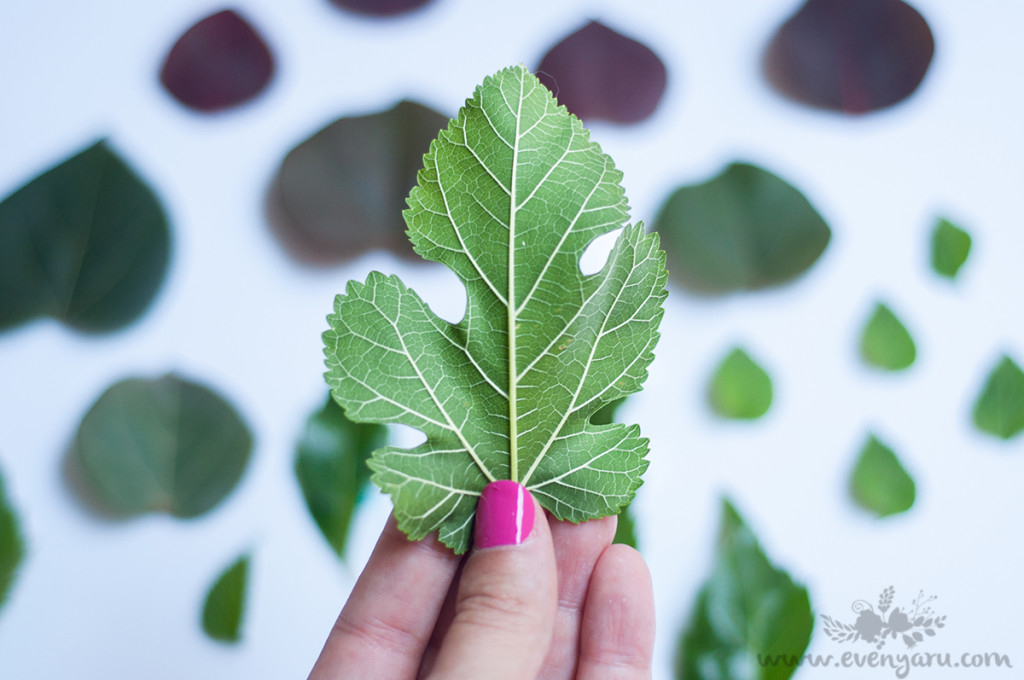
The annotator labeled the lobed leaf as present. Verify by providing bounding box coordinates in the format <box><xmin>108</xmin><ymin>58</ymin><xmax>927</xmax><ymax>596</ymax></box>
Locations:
<box><xmin>323</xmin><ymin>65</ymin><xmax>667</xmax><ymax>553</ymax></box>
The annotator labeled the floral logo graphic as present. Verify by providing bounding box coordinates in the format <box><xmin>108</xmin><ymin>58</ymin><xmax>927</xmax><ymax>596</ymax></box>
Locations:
<box><xmin>822</xmin><ymin>586</ymin><xmax>947</xmax><ymax>650</ymax></box>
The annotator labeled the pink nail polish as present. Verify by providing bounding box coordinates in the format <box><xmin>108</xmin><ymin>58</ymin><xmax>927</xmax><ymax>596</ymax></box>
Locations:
<box><xmin>474</xmin><ymin>480</ymin><xmax>535</xmax><ymax>548</ymax></box>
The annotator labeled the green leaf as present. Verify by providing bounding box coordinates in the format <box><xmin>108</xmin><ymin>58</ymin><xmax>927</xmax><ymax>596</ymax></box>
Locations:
<box><xmin>654</xmin><ymin>162</ymin><xmax>830</xmax><ymax>294</ymax></box>
<box><xmin>849</xmin><ymin>434</ymin><xmax>916</xmax><ymax>517</ymax></box>
<box><xmin>859</xmin><ymin>302</ymin><xmax>916</xmax><ymax>371</ymax></box>
<box><xmin>0</xmin><ymin>140</ymin><xmax>170</xmax><ymax>333</ymax></box>
<box><xmin>708</xmin><ymin>347</ymin><xmax>773</xmax><ymax>420</ymax></box>
<box><xmin>295</xmin><ymin>394</ymin><xmax>387</xmax><ymax>559</ymax></box>
<box><xmin>930</xmin><ymin>217</ymin><xmax>971</xmax><ymax>279</ymax></box>
<box><xmin>613</xmin><ymin>502</ymin><xmax>638</xmax><ymax>549</ymax></box>
<box><xmin>677</xmin><ymin>500</ymin><xmax>813</xmax><ymax>680</ymax></box>
<box><xmin>972</xmin><ymin>355</ymin><xmax>1024</xmax><ymax>440</ymax></box>
<box><xmin>73</xmin><ymin>374</ymin><xmax>253</xmax><ymax>518</ymax></box>
<box><xmin>201</xmin><ymin>553</ymin><xmax>250</xmax><ymax>643</ymax></box>
<box><xmin>323</xmin><ymin>65</ymin><xmax>667</xmax><ymax>553</ymax></box>
<box><xmin>0</xmin><ymin>468</ymin><xmax>25</xmax><ymax>612</ymax></box>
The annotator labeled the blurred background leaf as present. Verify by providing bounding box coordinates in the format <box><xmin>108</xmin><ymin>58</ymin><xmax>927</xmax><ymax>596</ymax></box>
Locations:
<box><xmin>849</xmin><ymin>434</ymin><xmax>916</xmax><ymax>517</ymax></box>
<box><xmin>0</xmin><ymin>141</ymin><xmax>170</xmax><ymax>333</ymax></box>
<box><xmin>972</xmin><ymin>355</ymin><xmax>1024</xmax><ymax>440</ymax></box>
<box><xmin>931</xmin><ymin>217</ymin><xmax>972</xmax><ymax>280</ymax></box>
<box><xmin>708</xmin><ymin>347</ymin><xmax>773</xmax><ymax>420</ymax></box>
<box><xmin>763</xmin><ymin>0</ymin><xmax>934</xmax><ymax>113</ymax></box>
<box><xmin>201</xmin><ymin>553</ymin><xmax>250</xmax><ymax>643</ymax></box>
<box><xmin>677</xmin><ymin>499</ymin><xmax>812</xmax><ymax>680</ymax></box>
<box><xmin>295</xmin><ymin>394</ymin><xmax>387</xmax><ymax>560</ymax></box>
<box><xmin>654</xmin><ymin>163</ymin><xmax>830</xmax><ymax>295</ymax></box>
<box><xmin>536</xmin><ymin>20</ymin><xmax>667</xmax><ymax>125</ymax></box>
<box><xmin>328</xmin><ymin>0</ymin><xmax>434</xmax><ymax>17</ymax></box>
<box><xmin>160</xmin><ymin>10</ymin><xmax>275</xmax><ymax>113</ymax></box>
<box><xmin>267</xmin><ymin>100</ymin><xmax>447</xmax><ymax>265</ymax></box>
<box><xmin>859</xmin><ymin>302</ymin><xmax>916</xmax><ymax>371</ymax></box>
<box><xmin>0</xmin><ymin>468</ymin><xmax>24</xmax><ymax>613</ymax></box>
<box><xmin>72</xmin><ymin>374</ymin><xmax>253</xmax><ymax>519</ymax></box>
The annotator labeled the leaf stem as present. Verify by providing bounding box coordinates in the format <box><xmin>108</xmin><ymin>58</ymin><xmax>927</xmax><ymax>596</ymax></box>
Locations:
<box><xmin>507</xmin><ymin>70</ymin><xmax>524</xmax><ymax>483</ymax></box>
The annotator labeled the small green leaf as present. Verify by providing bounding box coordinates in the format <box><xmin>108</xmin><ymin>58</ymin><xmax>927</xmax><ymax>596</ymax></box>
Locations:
<box><xmin>654</xmin><ymin>162</ymin><xmax>831</xmax><ymax>294</ymax></box>
<box><xmin>73</xmin><ymin>374</ymin><xmax>253</xmax><ymax>518</ymax></box>
<box><xmin>708</xmin><ymin>347</ymin><xmax>773</xmax><ymax>420</ymax></box>
<box><xmin>972</xmin><ymin>355</ymin><xmax>1024</xmax><ymax>440</ymax></box>
<box><xmin>0</xmin><ymin>140</ymin><xmax>170</xmax><ymax>333</ymax></box>
<box><xmin>323</xmin><ymin>66</ymin><xmax>667</xmax><ymax>553</ymax></box>
<box><xmin>613</xmin><ymin>502</ymin><xmax>638</xmax><ymax>549</ymax></box>
<box><xmin>295</xmin><ymin>394</ymin><xmax>387</xmax><ymax>559</ymax></box>
<box><xmin>859</xmin><ymin>302</ymin><xmax>916</xmax><ymax>371</ymax></box>
<box><xmin>930</xmin><ymin>217</ymin><xmax>971</xmax><ymax>279</ymax></box>
<box><xmin>202</xmin><ymin>553</ymin><xmax>250</xmax><ymax>643</ymax></box>
<box><xmin>677</xmin><ymin>499</ymin><xmax>813</xmax><ymax>680</ymax></box>
<box><xmin>0</xmin><ymin>468</ymin><xmax>25</xmax><ymax>612</ymax></box>
<box><xmin>849</xmin><ymin>434</ymin><xmax>916</xmax><ymax>517</ymax></box>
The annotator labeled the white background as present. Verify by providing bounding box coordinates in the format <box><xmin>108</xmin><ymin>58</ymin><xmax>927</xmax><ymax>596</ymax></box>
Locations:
<box><xmin>1</xmin><ymin>0</ymin><xmax>1022</xmax><ymax>678</ymax></box>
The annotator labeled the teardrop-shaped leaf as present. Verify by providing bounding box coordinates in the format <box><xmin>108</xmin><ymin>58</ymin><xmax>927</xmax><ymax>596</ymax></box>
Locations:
<box><xmin>323</xmin><ymin>65</ymin><xmax>667</xmax><ymax>553</ymax></box>
<box><xmin>160</xmin><ymin>10</ymin><xmax>274</xmax><ymax>112</ymax></box>
<box><xmin>763</xmin><ymin>0</ymin><xmax>935</xmax><ymax>113</ymax></box>
<box><xmin>849</xmin><ymin>434</ymin><xmax>916</xmax><ymax>517</ymax></box>
<box><xmin>972</xmin><ymin>355</ymin><xmax>1024</xmax><ymax>440</ymax></box>
<box><xmin>73</xmin><ymin>374</ymin><xmax>253</xmax><ymax>518</ymax></box>
<box><xmin>931</xmin><ymin>217</ymin><xmax>972</xmax><ymax>279</ymax></box>
<box><xmin>536</xmin><ymin>20</ymin><xmax>668</xmax><ymax>124</ymax></box>
<box><xmin>201</xmin><ymin>553</ymin><xmax>250</xmax><ymax>643</ymax></box>
<box><xmin>0</xmin><ymin>141</ymin><xmax>170</xmax><ymax>333</ymax></box>
<box><xmin>295</xmin><ymin>394</ymin><xmax>387</xmax><ymax>559</ymax></box>
<box><xmin>654</xmin><ymin>163</ymin><xmax>831</xmax><ymax>294</ymax></box>
<box><xmin>708</xmin><ymin>347</ymin><xmax>773</xmax><ymax>420</ymax></box>
<box><xmin>268</xmin><ymin>100</ymin><xmax>448</xmax><ymax>264</ymax></box>
<box><xmin>677</xmin><ymin>499</ymin><xmax>813</xmax><ymax>680</ymax></box>
<box><xmin>859</xmin><ymin>302</ymin><xmax>916</xmax><ymax>371</ymax></box>
<box><xmin>0</xmin><ymin>468</ymin><xmax>25</xmax><ymax>612</ymax></box>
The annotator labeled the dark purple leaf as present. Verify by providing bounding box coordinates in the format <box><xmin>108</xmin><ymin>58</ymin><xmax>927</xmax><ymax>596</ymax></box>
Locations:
<box><xmin>267</xmin><ymin>100</ymin><xmax>447</xmax><ymax>265</ymax></box>
<box><xmin>536</xmin><ymin>21</ymin><xmax>667</xmax><ymax>124</ymax></box>
<box><xmin>328</xmin><ymin>0</ymin><xmax>434</xmax><ymax>16</ymax></box>
<box><xmin>763</xmin><ymin>0</ymin><xmax>934</xmax><ymax>113</ymax></box>
<box><xmin>160</xmin><ymin>10</ymin><xmax>274</xmax><ymax>113</ymax></box>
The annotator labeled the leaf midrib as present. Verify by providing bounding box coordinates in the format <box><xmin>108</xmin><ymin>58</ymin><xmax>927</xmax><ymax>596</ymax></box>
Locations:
<box><xmin>507</xmin><ymin>70</ymin><xmax>524</xmax><ymax>483</ymax></box>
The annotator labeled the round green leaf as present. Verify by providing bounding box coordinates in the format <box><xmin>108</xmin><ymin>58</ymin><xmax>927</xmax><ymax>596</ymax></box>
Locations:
<box><xmin>849</xmin><ymin>434</ymin><xmax>916</xmax><ymax>517</ymax></box>
<box><xmin>74</xmin><ymin>375</ymin><xmax>253</xmax><ymax>518</ymax></box>
<box><xmin>0</xmin><ymin>468</ymin><xmax>25</xmax><ymax>613</ymax></box>
<box><xmin>972</xmin><ymin>355</ymin><xmax>1024</xmax><ymax>440</ymax></box>
<box><xmin>201</xmin><ymin>553</ymin><xmax>250</xmax><ymax>643</ymax></box>
<box><xmin>654</xmin><ymin>162</ymin><xmax>831</xmax><ymax>294</ymax></box>
<box><xmin>859</xmin><ymin>302</ymin><xmax>916</xmax><ymax>371</ymax></box>
<box><xmin>0</xmin><ymin>140</ymin><xmax>170</xmax><ymax>333</ymax></box>
<box><xmin>295</xmin><ymin>394</ymin><xmax>387</xmax><ymax>559</ymax></box>
<box><xmin>708</xmin><ymin>347</ymin><xmax>773</xmax><ymax>420</ymax></box>
<box><xmin>930</xmin><ymin>217</ymin><xmax>971</xmax><ymax>279</ymax></box>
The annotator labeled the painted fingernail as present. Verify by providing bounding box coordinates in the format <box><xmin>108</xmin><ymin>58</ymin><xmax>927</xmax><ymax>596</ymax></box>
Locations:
<box><xmin>474</xmin><ymin>480</ymin><xmax>535</xmax><ymax>549</ymax></box>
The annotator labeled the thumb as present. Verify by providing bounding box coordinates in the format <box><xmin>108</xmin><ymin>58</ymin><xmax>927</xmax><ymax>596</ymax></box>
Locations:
<box><xmin>426</xmin><ymin>481</ymin><xmax>557</xmax><ymax>680</ymax></box>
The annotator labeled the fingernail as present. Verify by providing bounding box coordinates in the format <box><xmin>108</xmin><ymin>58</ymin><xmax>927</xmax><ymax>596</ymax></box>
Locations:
<box><xmin>474</xmin><ymin>480</ymin><xmax>535</xmax><ymax>549</ymax></box>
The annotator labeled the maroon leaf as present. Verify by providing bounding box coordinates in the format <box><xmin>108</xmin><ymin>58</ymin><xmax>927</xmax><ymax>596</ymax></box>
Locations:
<box><xmin>536</xmin><ymin>20</ymin><xmax>667</xmax><ymax>124</ymax></box>
<box><xmin>266</xmin><ymin>100</ymin><xmax>447</xmax><ymax>265</ymax></box>
<box><xmin>328</xmin><ymin>0</ymin><xmax>434</xmax><ymax>15</ymax></box>
<box><xmin>763</xmin><ymin>0</ymin><xmax>934</xmax><ymax>113</ymax></box>
<box><xmin>160</xmin><ymin>10</ymin><xmax>275</xmax><ymax>113</ymax></box>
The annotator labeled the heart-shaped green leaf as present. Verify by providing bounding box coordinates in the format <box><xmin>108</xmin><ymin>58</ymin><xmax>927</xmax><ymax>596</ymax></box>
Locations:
<box><xmin>677</xmin><ymin>500</ymin><xmax>813</xmax><ymax>680</ymax></box>
<box><xmin>73</xmin><ymin>375</ymin><xmax>253</xmax><ymax>518</ymax></box>
<box><xmin>859</xmin><ymin>302</ymin><xmax>916</xmax><ymax>371</ymax></box>
<box><xmin>930</xmin><ymin>217</ymin><xmax>972</xmax><ymax>279</ymax></box>
<box><xmin>0</xmin><ymin>468</ymin><xmax>25</xmax><ymax>613</ymax></box>
<box><xmin>972</xmin><ymin>355</ymin><xmax>1024</xmax><ymax>440</ymax></box>
<box><xmin>849</xmin><ymin>434</ymin><xmax>916</xmax><ymax>517</ymax></box>
<box><xmin>201</xmin><ymin>553</ymin><xmax>250</xmax><ymax>643</ymax></box>
<box><xmin>323</xmin><ymin>66</ymin><xmax>667</xmax><ymax>553</ymax></box>
<box><xmin>0</xmin><ymin>141</ymin><xmax>170</xmax><ymax>333</ymax></box>
<box><xmin>654</xmin><ymin>163</ymin><xmax>830</xmax><ymax>294</ymax></box>
<box><xmin>295</xmin><ymin>394</ymin><xmax>387</xmax><ymax>559</ymax></box>
<box><xmin>708</xmin><ymin>347</ymin><xmax>773</xmax><ymax>420</ymax></box>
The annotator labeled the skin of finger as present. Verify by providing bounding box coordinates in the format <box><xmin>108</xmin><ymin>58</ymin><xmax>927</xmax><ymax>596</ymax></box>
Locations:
<box><xmin>308</xmin><ymin>515</ymin><xmax>461</xmax><ymax>680</ymax></box>
<box><xmin>575</xmin><ymin>544</ymin><xmax>656</xmax><ymax>680</ymax></box>
<box><xmin>416</xmin><ymin>557</ymin><xmax>464</xmax><ymax>678</ymax></box>
<box><xmin>424</xmin><ymin>495</ymin><xmax>558</xmax><ymax>680</ymax></box>
<box><xmin>539</xmin><ymin>514</ymin><xmax>618</xmax><ymax>680</ymax></box>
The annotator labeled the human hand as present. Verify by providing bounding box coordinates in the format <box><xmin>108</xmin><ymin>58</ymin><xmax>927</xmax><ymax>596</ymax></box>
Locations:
<box><xmin>308</xmin><ymin>481</ymin><xmax>655</xmax><ymax>679</ymax></box>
